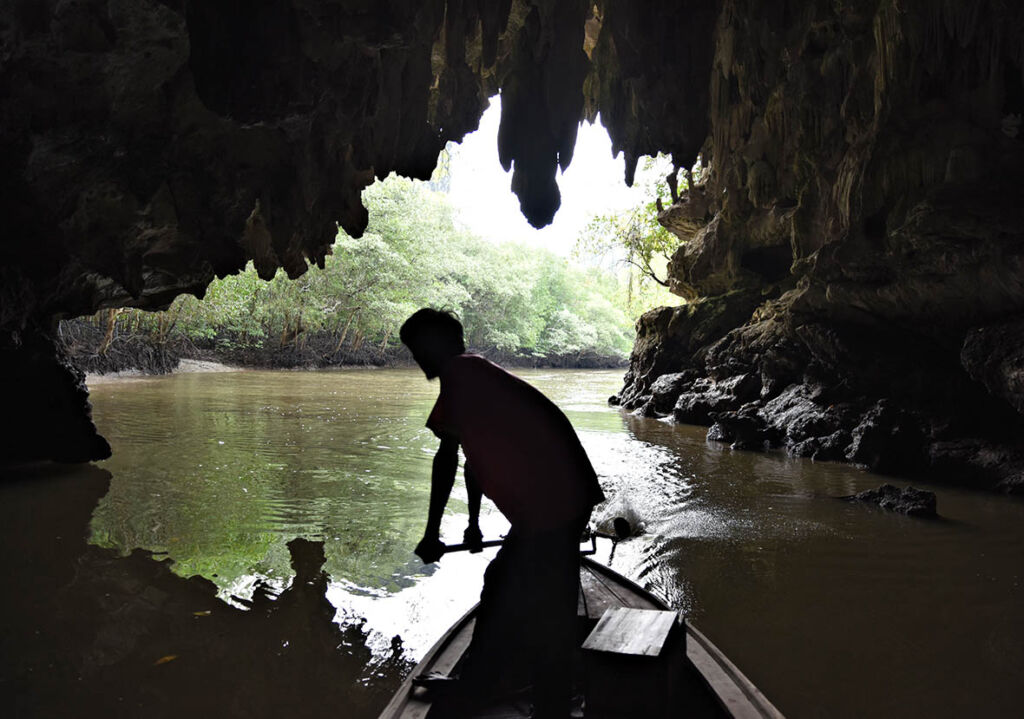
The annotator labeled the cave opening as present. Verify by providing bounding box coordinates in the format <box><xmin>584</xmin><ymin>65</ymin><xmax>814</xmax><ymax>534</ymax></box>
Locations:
<box><xmin>58</xmin><ymin>95</ymin><xmax>684</xmax><ymax>378</ymax></box>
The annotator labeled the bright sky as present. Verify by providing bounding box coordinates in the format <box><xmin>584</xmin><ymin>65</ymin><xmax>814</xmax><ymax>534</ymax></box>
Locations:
<box><xmin>447</xmin><ymin>96</ymin><xmax>658</xmax><ymax>256</ymax></box>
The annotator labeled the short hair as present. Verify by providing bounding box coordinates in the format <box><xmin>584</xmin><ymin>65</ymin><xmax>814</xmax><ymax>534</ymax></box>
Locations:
<box><xmin>400</xmin><ymin>308</ymin><xmax>465</xmax><ymax>352</ymax></box>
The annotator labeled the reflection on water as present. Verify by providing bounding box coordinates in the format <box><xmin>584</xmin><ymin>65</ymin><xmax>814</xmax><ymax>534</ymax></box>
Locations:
<box><xmin>87</xmin><ymin>368</ymin><xmax>1024</xmax><ymax>718</ymax></box>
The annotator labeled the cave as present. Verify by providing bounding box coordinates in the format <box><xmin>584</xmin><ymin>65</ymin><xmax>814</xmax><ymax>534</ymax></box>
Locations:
<box><xmin>2</xmin><ymin>1</ymin><xmax>1024</xmax><ymax>484</ymax></box>
<box><xmin>4</xmin><ymin>3</ymin><xmax>1024</xmax><ymax>718</ymax></box>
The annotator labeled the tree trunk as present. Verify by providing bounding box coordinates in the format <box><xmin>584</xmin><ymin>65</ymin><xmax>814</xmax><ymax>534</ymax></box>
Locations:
<box><xmin>333</xmin><ymin>310</ymin><xmax>359</xmax><ymax>354</ymax></box>
<box><xmin>279</xmin><ymin>313</ymin><xmax>291</xmax><ymax>348</ymax></box>
<box><xmin>98</xmin><ymin>308</ymin><xmax>122</xmax><ymax>355</ymax></box>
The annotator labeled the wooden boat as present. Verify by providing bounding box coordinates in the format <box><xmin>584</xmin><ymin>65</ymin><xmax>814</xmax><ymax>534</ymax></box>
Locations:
<box><xmin>379</xmin><ymin>555</ymin><xmax>785</xmax><ymax>718</ymax></box>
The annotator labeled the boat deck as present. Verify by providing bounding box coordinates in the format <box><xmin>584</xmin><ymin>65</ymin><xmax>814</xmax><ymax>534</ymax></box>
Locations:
<box><xmin>379</xmin><ymin>558</ymin><xmax>784</xmax><ymax>718</ymax></box>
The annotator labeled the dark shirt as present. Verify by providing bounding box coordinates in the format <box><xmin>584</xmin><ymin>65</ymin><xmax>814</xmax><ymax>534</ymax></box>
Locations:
<box><xmin>427</xmin><ymin>354</ymin><xmax>604</xmax><ymax>531</ymax></box>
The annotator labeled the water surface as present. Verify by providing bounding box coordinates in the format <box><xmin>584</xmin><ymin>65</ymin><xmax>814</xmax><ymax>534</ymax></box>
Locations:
<box><xmin>87</xmin><ymin>368</ymin><xmax>1024</xmax><ymax>718</ymax></box>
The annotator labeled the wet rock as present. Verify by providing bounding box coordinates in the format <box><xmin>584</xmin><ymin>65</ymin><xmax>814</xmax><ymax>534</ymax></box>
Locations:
<box><xmin>649</xmin><ymin>370</ymin><xmax>700</xmax><ymax>414</ymax></box>
<box><xmin>707</xmin><ymin>403</ymin><xmax>770</xmax><ymax>450</ymax></box>
<box><xmin>789</xmin><ymin>430</ymin><xmax>851</xmax><ymax>462</ymax></box>
<box><xmin>671</xmin><ymin>373</ymin><xmax>762</xmax><ymax>425</ymax></box>
<box><xmin>634</xmin><ymin>398</ymin><xmax>660</xmax><ymax>418</ymax></box>
<box><xmin>718</xmin><ymin>373</ymin><xmax>762</xmax><ymax>403</ymax></box>
<box><xmin>927</xmin><ymin>439</ymin><xmax>1024</xmax><ymax>494</ymax></box>
<box><xmin>1</xmin><ymin>326</ymin><xmax>110</xmax><ymax>463</ymax></box>
<box><xmin>615</xmin><ymin>289</ymin><xmax>767</xmax><ymax>409</ymax></box>
<box><xmin>672</xmin><ymin>378</ymin><xmax>717</xmax><ymax>423</ymax></box>
<box><xmin>706</xmin><ymin>422</ymin><xmax>729</xmax><ymax>443</ymax></box>
<box><xmin>622</xmin><ymin>392</ymin><xmax>652</xmax><ymax>412</ymax></box>
<box><xmin>961</xmin><ymin>318</ymin><xmax>1024</xmax><ymax>415</ymax></box>
<box><xmin>848</xmin><ymin>484</ymin><xmax>938</xmax><ymax>518</ymax></box>
<box><xmin>704</xmin><ymin>311</ymin><xmax>808</xmax><ymax>399</ymax></box>
<box><xmin>759</xmin><ymin>384</ymin><xmax>839</xmax><ymax>442</ymax></box>
<box><xmin>845</xmin><ymin>401</ymin><xmax>925</xmax><ymax>475</ymax></box>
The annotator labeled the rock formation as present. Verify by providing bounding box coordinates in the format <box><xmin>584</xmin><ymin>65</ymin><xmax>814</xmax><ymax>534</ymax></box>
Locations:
<box><xmin>613</xmin><ymin>0</ymin><xmax>1024</xmax><ymax>493</ymax></box>
<box><xmin>846</xmin><ymin>484</ymin><xmax>938</xmax><ymax>518</ymax></box>
<box><xmin>2</xmin><ymin>0</ymin><xmax>1023</xmax><ymax>489</ymax></box>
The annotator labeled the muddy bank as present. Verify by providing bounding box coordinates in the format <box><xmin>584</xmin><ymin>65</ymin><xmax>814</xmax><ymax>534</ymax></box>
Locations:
<box><xmin>59</xmin><ymin>319</ymin><xmax>627</xmax><ymax>377</ymax></box>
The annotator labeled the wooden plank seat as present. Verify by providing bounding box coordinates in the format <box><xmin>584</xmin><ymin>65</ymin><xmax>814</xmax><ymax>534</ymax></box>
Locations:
<box><xmin>582</xmin><ymin>607</ymin><xmax>678</xmax><ymax>657</ymax></box>
<box><xmin>581</xmin><ymin>607</ymin><xmax>682</xmax><ymax>717</ymax></box>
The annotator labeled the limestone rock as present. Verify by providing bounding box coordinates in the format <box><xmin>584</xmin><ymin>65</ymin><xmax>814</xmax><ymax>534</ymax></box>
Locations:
<box><xmin>759</xmin><ymin>384</ymin><xmax>839</xmax><ymax>443</ymax></box>
<box><xmin>961</xmin><ymin>318</ymin><xmax>1024</xmax><ymax>416</ymax></box>
<box><xmin>845</xmin><ymin>401</ymin><xmax>925</xmax><ymax>475</ymax></box>
<box><xmin>648</xmin><ymin>370</ymin><xmax>700</xmax><ymax>415</ymax></box>
<box><xmin>707</xmin><ymin>403</ymin><xmax>770</xmax><ymax>451</ymax></box>
<box><xmin>848</xmin><ymin>484</ymin><xmax>938</xmax><ymax>519</ymax></box>
<box><xmin>615</xmin><ymin>288</ymin><xmax>768</xmax><ymax>409</ymax></box>
<box><xmin>789</xmin><ymin>430</ymin><xmax>851</xmax><ymax>462</ymax></box>
<box><xmin>614</xmin><ymin>1</ymin><xmax>1024</xmax><ymax>494</ymax></box>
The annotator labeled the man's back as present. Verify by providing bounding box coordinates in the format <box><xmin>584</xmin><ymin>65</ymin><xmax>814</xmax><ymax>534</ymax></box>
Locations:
<box><xmin>427</xmin><ymin>354</ymin><xmax>604</xmax><ymax>531</ymax></box>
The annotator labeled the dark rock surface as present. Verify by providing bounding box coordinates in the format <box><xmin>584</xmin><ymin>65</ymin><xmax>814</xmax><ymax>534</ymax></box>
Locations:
<box><xmin>707</xmin><ymin>403</ymin><xmax>769</xmax><ymax>451</ymax></box>
<box><xmin>847</xmin><ymin>484</ymin><xmax>938</xmax><ymax>519</ymax></box>
<box><xmin>1</xmin><ymin>326</ymin><xmax>111</xmax><ymax>463</ymax></box>
<box><xmin>613</xmin><ymin>1</ymin><xmax>1024</xmax><ymax>493</ymax></box>
<box><xmin>961</xmin><ymin>318</ymin><xmax>1024</xmax><ymax>416</ymax></box>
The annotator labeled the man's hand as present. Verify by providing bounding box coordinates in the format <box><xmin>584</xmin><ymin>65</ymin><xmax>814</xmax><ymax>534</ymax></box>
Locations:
<box><xmin>414</xmin><ymin>534</ymin><xmax>447</xmax><ymax>564</ymax></box>
<box><xmin>463</xmin><ymin>523</ymin><xmax>483</xmax><ymax>553</ymax></box>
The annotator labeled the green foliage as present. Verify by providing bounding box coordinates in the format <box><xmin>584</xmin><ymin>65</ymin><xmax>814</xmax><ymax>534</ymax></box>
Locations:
<box><xmin>575</xmin><ymin>154</ymin><xmax>686</xmax><ymax>314</ymax></box>
<box><xmin>104</xmin><ymin>174</ymin><xmax>642</xmax><ymax>363</ymax></box>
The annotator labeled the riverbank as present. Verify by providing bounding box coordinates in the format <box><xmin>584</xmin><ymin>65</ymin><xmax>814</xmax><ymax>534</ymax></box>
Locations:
<box><xmin>59</xmin><ymin>318</ymin><xmax>627</xmax><ymax>378</ymax></box>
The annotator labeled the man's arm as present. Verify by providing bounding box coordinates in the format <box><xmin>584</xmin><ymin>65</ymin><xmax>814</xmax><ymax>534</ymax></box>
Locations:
<box><xmin>415</xmin><ymin>435</ymin><xmax>459</xmax><ymax>563</ymax></box>
<box><xmin>463</xmin><ymin>463</ymin><xmax>483</xmax><ymax>552</ymax></box>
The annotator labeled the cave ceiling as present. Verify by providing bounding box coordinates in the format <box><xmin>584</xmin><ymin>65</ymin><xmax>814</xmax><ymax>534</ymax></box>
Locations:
<box><xmin>0</xmin><ymin>0</ymin><xmax>715</xmax><ymax>326</ymax></box>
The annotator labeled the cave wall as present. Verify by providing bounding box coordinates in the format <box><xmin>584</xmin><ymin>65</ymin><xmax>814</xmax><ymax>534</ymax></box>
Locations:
<box><xmin>619</xmin><ymin>0</ymin><xmax>1024</xmax><ymax>491</ymax></box>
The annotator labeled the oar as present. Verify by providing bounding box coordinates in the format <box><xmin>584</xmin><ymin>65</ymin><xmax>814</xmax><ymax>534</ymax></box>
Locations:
<box><xmin>441</xmin><ymin>538</ymin><xmax>504</xmax><ymax>554</ymax></box>
<box><xmin>442</xmin><ymin>517</ymin><xmax>637</xmax><ymax>555</ymax></box>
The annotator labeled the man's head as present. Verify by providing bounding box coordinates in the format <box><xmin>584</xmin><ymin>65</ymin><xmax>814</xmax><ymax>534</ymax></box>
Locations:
<box><xmin>400</xmin><ymin>308</ymin><xmax>466</xmax><ymax>379</ymax></box>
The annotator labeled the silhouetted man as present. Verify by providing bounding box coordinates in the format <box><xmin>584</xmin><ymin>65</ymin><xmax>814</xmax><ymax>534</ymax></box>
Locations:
<box><xmin>400</xmin><ymin>308</ymin><xmax>604</xmax><ymax>719</ymax></box>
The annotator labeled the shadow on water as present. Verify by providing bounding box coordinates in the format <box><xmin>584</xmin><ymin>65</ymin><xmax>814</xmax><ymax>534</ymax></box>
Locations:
<box><xmin>0</xmin><ymin>463</ymin><xmax>411</xmax><ymax>719</ymax></box>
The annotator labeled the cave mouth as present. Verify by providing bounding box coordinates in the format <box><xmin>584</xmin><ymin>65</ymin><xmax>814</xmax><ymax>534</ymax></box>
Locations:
<box><xmin>57</xmin><ymin>100</ymin><xmax>683</xmax><ymax>385</ymax></box>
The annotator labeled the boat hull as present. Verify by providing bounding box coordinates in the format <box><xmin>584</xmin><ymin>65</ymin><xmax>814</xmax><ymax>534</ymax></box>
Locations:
<box><xmin>378</xmin><ymin>557</ymin><xmax>784</xmax><ymax>718</ymax></box>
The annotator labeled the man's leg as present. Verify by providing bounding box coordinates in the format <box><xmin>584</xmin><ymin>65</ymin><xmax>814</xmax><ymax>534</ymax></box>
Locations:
<box><xmin>528</xmin><ymin>513</ymin><xmax>589</xmax><ymax>718</ymax></box>
<box><xmin>456</xmin><ymin>534</ymin><xmax>530</xmax><ymax>699</ymax></box>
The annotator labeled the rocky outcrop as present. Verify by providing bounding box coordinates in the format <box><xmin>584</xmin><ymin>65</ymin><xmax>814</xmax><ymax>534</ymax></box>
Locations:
<box><xmin>847</xmin><ymin>484</ymin><xmax>938</xmax><ymax>519</ymax></box>
<box><xmin>1</xmin><ymin>328</ymin><xmax>111</xmax><ymax>463</ymax></box>
<box><xmin>961</xmin><ymin>319</ymin><xmax>1024</xmax><ymax>416</ymax></box>
<box><xmin>614</xmin><ymin>1</ymin><xmax>1024</xmax><ymax>493</ymax></box>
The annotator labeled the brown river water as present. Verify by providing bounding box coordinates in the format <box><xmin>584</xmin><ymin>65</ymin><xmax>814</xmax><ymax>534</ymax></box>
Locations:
<box><xmin>5</xmin><ymin>368</ymin><xmax>1023</xmax><ymax>717</ymax></box>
